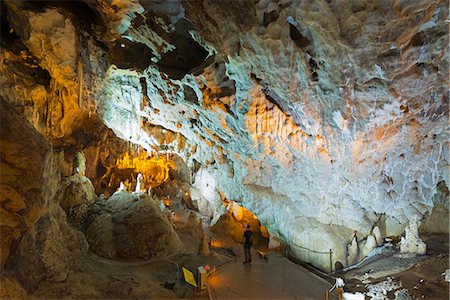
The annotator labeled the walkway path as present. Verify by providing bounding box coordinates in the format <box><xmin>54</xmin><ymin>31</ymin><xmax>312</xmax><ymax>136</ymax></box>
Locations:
<box><xmin>190</xmin><ymin>213</ymin><xmax>338</xmax><ymax>300</ymax></box>
<box><xmin>172</xmin><ymin>205</ymin><xmax>337</xmax><ymax>299</ymax></box>
<box><xmin>207</xmin><ymin>252</ymin><xmax>337</xmax><ymax>300</ymax></box>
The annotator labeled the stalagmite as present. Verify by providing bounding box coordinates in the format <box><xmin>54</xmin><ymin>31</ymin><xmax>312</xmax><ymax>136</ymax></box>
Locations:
<box><xmin>118</xmin><ymin>181</ymin><xmax>126</xmax><ymax>192</ymax></box>
<box><xmin>372</xmin><ymin>226</ymin><xmax>383</xmax><ymax>246</ymax></box>
<box><xmin>347</xmin><ymin>235</ymin><xmax>359</xmax><ymax>266</ymax></box>
<box><xmin>362</xmin><ymin>235</ymin><xmax>377</xmax><ymax>258</ymax></box>
<box><xmin>135</xmin><ymin>173</ymin><xmax>143</xmax><ymax>193</ymax></box>
<box><xmin>75</xmin><ymin>152</ymin><xmax>86</xmax><ymax>176</ymax></box>
<box><xmin>400</xmin><ymin>215</ymin><xmax>427</xmax><ymax>256</ymax></box>
<box><xmin>199</xmin><ymin>233</ymin><xmax>210</xmax><ymax>256</ymax></box>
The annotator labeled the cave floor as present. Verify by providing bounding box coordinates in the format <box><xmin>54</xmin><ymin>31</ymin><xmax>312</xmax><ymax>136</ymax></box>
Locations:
<box><xmin>204</xmin><ymin>252</ymin><xmax>338</xmax><ymax>300</ymax></box>
<box><xmin>188</xmin><ymin>212</ymin><xmax>337</xmax><ymax>300</ymax></box>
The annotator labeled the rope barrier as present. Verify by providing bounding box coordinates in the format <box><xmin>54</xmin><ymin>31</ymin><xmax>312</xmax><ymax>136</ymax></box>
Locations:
<box><xmin>287</xmin><ymin>242</ymin><xmax>334</xmax><ymax>274</ymax></box>
<box><xmin>290</xmin><ymin>242</ymin><xmax>332</xmax><ymax>254</ymax></box>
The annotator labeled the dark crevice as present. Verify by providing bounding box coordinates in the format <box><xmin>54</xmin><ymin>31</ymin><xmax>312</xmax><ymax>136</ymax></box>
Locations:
<box><xmin>108</xmin><ymin>39</ymin><xmax>154</xmax><ymax>71</ymax></box>
<box><xmin>26</xmin><ymin>0</ymin><xmax>100</xmax><ymax>30</ymax></box>
<box><xmin>183</xmin><ymin>85</ymin><xmax>199</xmax><ymax>105</ymax></box>
<box><xmin>289</xmin><ymin>23</ymin><xmax>311</xmax><ymax>49</ymax></box>
<box><xmin>263</xmin><ymin>9</ymin><xmax>279</xmax><ymax>26</ymax></box>
<box><xmin>156</xmin><ymin>18</ymin><xmax>210</xmax><ymax>79</ymax></box>
<box><xmin>223</xmin><ymin>103</ymin><xmax>236</xmax><ymax>118</ymax></box>
<box><xmin>0</xmin><ymin>2</ymin><xmax>20</xmax><ymax>47</ymax></box>
<box><xmin>263</xmin><ymin>87</ymin><xmax>288</xmax><ymax>114</ymax></box>
<box><xmin>140</xmin><ymin>77</ymin><xmax>149</xmax><ymax>101</ymax></box>
<box><xmin>251</xmin><ymin>73</ymin><xmax>288</xmax><ymax>113</ymax></box>
<box><xmin>0</xmin><ymin>9</ymin><xmax>51</xmax><ymax>89</ymax></box>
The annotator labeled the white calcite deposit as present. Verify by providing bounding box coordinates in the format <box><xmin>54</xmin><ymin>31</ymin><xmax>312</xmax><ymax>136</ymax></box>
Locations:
<box><xmin>399</xmin><ymin>215</ymin><xmax>427</xmax><ymax>256</ymax></box>
<box><xmin>365</xmin><ymin>277</ymin><xmax>403</xmax><ymax>300</ymax></box>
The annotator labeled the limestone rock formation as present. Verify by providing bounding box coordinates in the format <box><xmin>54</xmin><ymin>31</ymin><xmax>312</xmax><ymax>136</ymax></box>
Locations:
<box><xmin>419</xmin><ymin>180</ymin><xmax>449</xmax><ymax>234</ymax></box>
<box><xmin>399</xmin><ymin>215</ymin><xmax>427</xmax><ymax>256</ymax></box>
<box><xmin>58</xmin><ymin>174</ymin><xmax>98</xmax><ymax>211</ymax></box>
<box><xmin>88</xmin><ymin>0</ymin><xmax>448</xmax><ymax>269</ymax></box>
<box><xmin>85</xmin><ymin>192</ymin><xmax>183</xmax><ymax>259</ymax></box>
<box><xmin>361</xmin><ymin>235</ymin><xmax>377</xmax><ymax>258</ymax></box>
<box><xmin>0</xmin><ymin>99</ymin><xmax>60</xmax><ymax>269</ymax></box>
<box><xmin>372</xmin><ymin>226</ymin><xmax>383</xmax><ymax>246</ymax></box>
<box><xmin>0</xmin><ymin>99</ymin><xmax>87</xmax><ymax>295</ymax></box>
<box><xmin>57</xmin><ymin>173</ymin><xmax>98</xmax><ymax>229</ymax></box>
<box><xmin>347</xmin><ymin>235</ymin><xmax>359</xmax><ymax>266</ymax></box>
<box><xmin>7</xmin><ymin>203</ymin><xmax>88</xmax><ymax>293</ymax></box>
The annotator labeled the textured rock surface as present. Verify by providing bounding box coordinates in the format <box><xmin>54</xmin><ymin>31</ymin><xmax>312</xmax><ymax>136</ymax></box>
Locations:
<box><xmin>400</xmin><ymin>215</ymin><xmax>427</xmax><ymax>256</ymax></box>
<box><xmin>0</xmin><ymin>99</ymin><xmax>88</xmax><ymax>295</ymax></box>
<box><xmin>7</xmin><ymin>203</ymin><xmax>88</xmax><ymax>293</ymax></box>
<box><xmin>1</xmin><ymin>0</ymin><xmax>448</xmax><ymax>271</ymax></box>
<box><xmin>0</xmin><ymin>275</ymin><xmax>27</xmax><ymax>299</ymax></box>
<box><xmin>57</xmin><ymin>174</ymin><xmax>98</xmax><ymax>229</ymax></box>
<box><xmin>85</xmin><ymin>192</ymin><xmax>183</xmax><ymax>259</ymax></box>
<box><xmin>0</xmin><ymin>0</ymin><xmax>132</xmax><ymax>196</ymax></box>
<box><xmin>0</xmin><ymin>99</ymin><xmax>60</xmax><ymax>269</ymax></box>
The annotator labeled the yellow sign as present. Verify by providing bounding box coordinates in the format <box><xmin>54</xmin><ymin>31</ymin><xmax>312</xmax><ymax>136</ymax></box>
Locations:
<box><xmin>182</xmin><ymin>267</ymin><xmax>197</xmax><ymax>287</ymax></box>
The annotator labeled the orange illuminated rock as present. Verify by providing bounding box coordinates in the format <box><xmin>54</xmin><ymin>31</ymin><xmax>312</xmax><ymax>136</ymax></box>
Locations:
<box><xmin>114</xmin><ymin>151</ymin><xmax>174</xmax><ymax>188</ymax></box>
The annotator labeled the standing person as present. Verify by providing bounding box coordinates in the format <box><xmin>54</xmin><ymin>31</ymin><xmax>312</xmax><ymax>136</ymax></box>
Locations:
<box><xmin>243</xmin><ymin>224</ymin><xmax>252</xmax><ymax>264</ymax></box>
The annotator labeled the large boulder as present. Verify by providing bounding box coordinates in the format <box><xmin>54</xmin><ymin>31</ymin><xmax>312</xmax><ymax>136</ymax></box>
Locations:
<box><xmin>6</xmin><ymin>203</ymin><xmax>88</xmax><ymax>293</ymax></box>
<box><xmin>85</xmin><ymin>192</ymin><xmax>183</xmax><ymax>259</ymax></box>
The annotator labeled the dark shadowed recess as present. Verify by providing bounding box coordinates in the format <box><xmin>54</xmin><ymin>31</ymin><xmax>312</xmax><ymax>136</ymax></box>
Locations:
<box><xmin>108</xmin><ymin>38</ymin><xmax>155</xmax><ymax>72</ymax></box>
<box><xmin>156</xmin><ymin>18</ymin><xmax>210</xmax><ymax>80</ymax></box>
<box><xmin>13</xmin><ymin>0</ymin><xmax>101</xmax><ymax>30</ymax></box>
<box><xmin>0</xmin><ymin>3</ymin><xmax>51</xmax><ymax>89</ymax></box>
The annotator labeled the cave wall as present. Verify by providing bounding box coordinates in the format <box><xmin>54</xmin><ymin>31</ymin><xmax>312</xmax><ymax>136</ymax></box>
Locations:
<box><xmin>0</xmin><ymin>99</ymin><xmax>60</xmax><ymax>270</ymax></box>
<box><xmin>90</xmin><ymin>0</ymin><xmax>448</xmax><ymax>269</ymax></box>
<box><xmin>1</xmin><ymin>0</ymin><xmax>448</xmax><ymax>272</ymax></box>
<box><xmin>0</xmin><ymin>99</ymin><xmax>88</xmax><ymax>295</ymax></box>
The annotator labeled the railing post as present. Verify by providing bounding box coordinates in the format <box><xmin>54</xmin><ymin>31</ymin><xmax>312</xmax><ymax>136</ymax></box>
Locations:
<box><xmin>329</xmin><ymin>249</ymin><xmax>333</xmax><ymax>274</ymax></box>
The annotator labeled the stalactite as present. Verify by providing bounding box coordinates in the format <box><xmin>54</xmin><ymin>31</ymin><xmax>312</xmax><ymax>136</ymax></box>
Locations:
<box><xmin>77</xmin><ymin>59</ymin><xmax>83</xmax><ymax>109</ymax></box>
<box><xmin>60</xmin><ymin>87</ymin><xmax>66</xmax><ymax>119</ymax></box>
<box><xmin>46</xmin><ymin>81</ymin><xmax>56</xmax><ymax>135</ymax></box>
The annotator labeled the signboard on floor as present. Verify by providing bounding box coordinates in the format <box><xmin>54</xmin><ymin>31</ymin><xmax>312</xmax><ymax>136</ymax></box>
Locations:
<box><xmin>182</xmin><ymin>267</ymin><xmax>197</xmax><ymax>287</ymax></box>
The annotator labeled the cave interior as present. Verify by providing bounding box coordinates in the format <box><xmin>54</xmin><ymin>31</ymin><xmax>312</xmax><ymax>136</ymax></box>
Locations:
<box><xmin>0</xmin><ymin>0</ymin><xmax>449</xmax><ymax>299</ymax></box>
